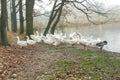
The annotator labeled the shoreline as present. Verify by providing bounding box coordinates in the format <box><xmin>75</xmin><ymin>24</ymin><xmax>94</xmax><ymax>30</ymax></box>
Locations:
<box><xmin>92</xmin><ymin>47</ymin><xmax>120</xmax><ymax>59</ymax></box>
<box><xmin>34</xmin><ymin>20</ymin><xmax>120</xmax><ymax>29</ymax></box>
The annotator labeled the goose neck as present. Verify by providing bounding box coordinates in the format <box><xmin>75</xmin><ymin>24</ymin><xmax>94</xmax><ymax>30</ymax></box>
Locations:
<box><xmin>16</xmin><ymin>37</ymin><xmax>20</xmax><ymax>42</ymax></box>
<box><xmin>26</xmin><ymin>36</ymin><xmax>30</xmax><ymax>40</ymax></box>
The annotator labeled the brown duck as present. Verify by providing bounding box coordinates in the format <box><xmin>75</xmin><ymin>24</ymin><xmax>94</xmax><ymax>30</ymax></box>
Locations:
<box><xmin>96</xmin><ymin>41</ymin><xmax>108</xmax><ymax>52</ymax></box>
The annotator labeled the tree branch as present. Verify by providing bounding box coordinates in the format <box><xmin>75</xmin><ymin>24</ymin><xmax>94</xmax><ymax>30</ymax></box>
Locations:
<box><xmin>73</xmin><ymin>2</ymin><xmax>98</xmax><ymax>24</ymax></box>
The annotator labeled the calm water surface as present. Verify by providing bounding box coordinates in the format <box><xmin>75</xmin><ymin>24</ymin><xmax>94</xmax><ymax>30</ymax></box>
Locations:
<box><xmin>61</xmin><ymin>23</ymin><xmax>120</xmax><ymax>53</ymax></box>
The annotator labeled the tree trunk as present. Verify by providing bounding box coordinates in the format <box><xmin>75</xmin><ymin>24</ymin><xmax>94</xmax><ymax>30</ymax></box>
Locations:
<box><xmin>0</xmin><ymin>0</ymin><xmax>9</xmax><ymax>46</ymax></box>
<box><xmin>26</xmin><ymin>0</ymin><xmax>35</xmax><ymax>36</ymax></box>
<box><xmin>19</xmin><ymin>0</ymin><xmax>24</xmax><ymax>34</ymax></box>
<box><xmin>6</xmin><ymin>7</ymin><xmax>9</xmax><ymax>31</ymax></box>
<box><xmin>0</xmin><ymin>17</ymin><xmax>1</xmax><ymax>43</ymax></box>
<box><xmin>50</xmin><ymin>0</ymin><xmax>65</xmax><ymax>34</ymax></box>
<box><xmin>43</xmin><ymin>0</ymin><xmax>65</xmax><ymax>35</ymax></box>
<box><xmin>43</xmin><ymin>0</ymin><xmax>58</xmax><ymax>36</ymax></box>
<box><xmin>10</xmin><ymin>0</ymin><xmax>14</xmax><ymax>32</ymax></box>
<box><xmin>11</xmin><ymin>0</ymin><xmax>17</xmax><ymax>32</ymax></box>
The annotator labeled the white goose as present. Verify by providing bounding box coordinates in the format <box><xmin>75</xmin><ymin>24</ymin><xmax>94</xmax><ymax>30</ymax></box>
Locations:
<box><xmin>26</xmin><ymin>36</ymin><xmax>36</xmax><ymax>45</ymax></box>
<box><xmin>30</xmin><ymin>31</ymin><xmax>42</xmax><ymax>42</ymax></box>
<box><xmin>69</xmin><ymin>32</ymin><xmax>81</xmax><ymax>39</ymax></box>
<box><xmin>42</xmin><ymin>34</ymin><xmax>55</xmax><ymax>45</ymax></box>
<box><xmin>79</xmin><ymin>36</ymin><xmax>101</xmax><ymax>50</ymax></box>
<box><xmin>60</xmin><ymin>34</ymin><xmax>67</xmax><ymax>43</ymax></box>
<box><xmin>64</xmin><ymin>37</ymin><xmax>78</xmax><ymax>46</ymax></box>
<box><xmin>30</xmin><ymin>31</ymin><xmax>38</xmax><ymax>39</ymax></box>
<box><xmin>89</xmin><ymin>38</ymin><xmax>102</xmax><ymax>47</ymax></box>
<box><xmin>51</xmin><ymin>35</ymin><xmax>61</xmax><ymax>47</ymax></box>
<box><xmin>78</xmin><ymin>36</ymin><xmax>93</xmax><ymax>50</ymax></box>
<box><xmin>63</xmin><ymin>32</ymin><xmax>81</xmax><ymax>46</ymax></box>
<box><xmin>52</xmin><ymin>32</ymin><xmax>64</xmax><ymax>42</ymax></box>
<box><xmin>16</xmin><ymin>36</ymin><xmax>27</xmax><ymax>48</ymax></box>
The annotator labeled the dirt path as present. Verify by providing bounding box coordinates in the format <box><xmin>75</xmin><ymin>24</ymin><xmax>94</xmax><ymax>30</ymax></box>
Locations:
<box><xmin>0</xmin><ymin>43</ymin><xmax>70</xmax><ymax>80</ymax></box>
<box><xmin>19</xmin><ymin>44</ymin><xmax>66</xmax><ymax>80</ymax></box>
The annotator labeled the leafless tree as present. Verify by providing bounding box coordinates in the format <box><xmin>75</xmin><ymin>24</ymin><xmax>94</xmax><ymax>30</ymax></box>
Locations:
<box><xmin>43</xmin><ymin>0</ymin><xmax>109</xmax><ymax>35</ymax></box>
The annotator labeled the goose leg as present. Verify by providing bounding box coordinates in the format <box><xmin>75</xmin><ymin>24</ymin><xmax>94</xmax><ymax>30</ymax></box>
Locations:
<box><xmin>85</xmin><ymin>46</ymin><xmax>88</xmax><ymax>51</ymax></box>
<box><xmin>83</xmin><ymin>45</ymin><xmax>87</xmax><ymax>51</ymax></box>
<box><xmin>55</xmin><ymin>45</ymin><xmax>60</xmax><ymax>49</ymax></box>
<box><xmin>72</xmin><ymin>44</ymin><xmax>75</xmax><ymax>48</ymax></box>
<box><xmin>20</xmin><ymin>46</ymin><xmax>23</xmax><ymax>49</ymax></box>
<box><xmin>99</xmin><ymin>46</ymin><xmax>103</xmax><ymax>52</ymax></box>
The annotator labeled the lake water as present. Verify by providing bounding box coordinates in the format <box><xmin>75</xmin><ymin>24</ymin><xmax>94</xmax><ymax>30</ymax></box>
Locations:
<box><xmin>59</xmin><ymin>22</ymin><xmax>120</xmax><ymax>53</ymax></box>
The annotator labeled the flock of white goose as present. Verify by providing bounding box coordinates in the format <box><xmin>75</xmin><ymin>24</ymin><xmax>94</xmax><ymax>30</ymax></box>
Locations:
<box><xmin>16</xmin><ymin>31</ymin><xmax>107</xmax><ymax>51</ymax></box>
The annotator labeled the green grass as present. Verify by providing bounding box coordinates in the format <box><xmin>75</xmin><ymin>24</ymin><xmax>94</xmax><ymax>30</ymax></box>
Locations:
<box><xmin>46</xmin><ymin>48</ymin><xmax>120</xmax><ymax>80</ymax></box>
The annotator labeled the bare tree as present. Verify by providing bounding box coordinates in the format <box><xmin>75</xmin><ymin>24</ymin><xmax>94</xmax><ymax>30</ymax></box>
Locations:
<box><xmin>0</xmin><ymin>0</ymin><xmax>9</xmax><ymax>46</ymax></box>
<box><xmin>19</xmin><ymin>0</ymin><xmax>24</xmax><ymax>34</ymax></box>
<box><xmin>0</xmin><ymin>17</ymin><xmax>1</xmax><ymax>43</ymax></box>
<box><xmin>43</xmin><ymin>0</ymin><xmax>58</xmax><ymax>35</ymax></box>
<box><xmin>10</xmin><ymin>0</ymin><xmax>17</xmax><ymax>32</ymax></box>
<box><xmin>6</xmin><ymin>1</ymin><xmax>9</xmax><ymax>31</ymax></box>
<box><xmin>50</xmin><ymin>0</ymin><xmax>65</xmax><ymax>34</ymax></box>
<box><xmin>26</xmin><ymin>0</ymin><xmax>35</xmax><ymax>36</ymax></box>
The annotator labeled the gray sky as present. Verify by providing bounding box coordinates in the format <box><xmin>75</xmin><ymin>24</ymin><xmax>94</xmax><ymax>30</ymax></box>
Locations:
<box><xmin>93</xmin><ymin>0</ymin><xmax>120</xmax><ymax>5</ymax></box>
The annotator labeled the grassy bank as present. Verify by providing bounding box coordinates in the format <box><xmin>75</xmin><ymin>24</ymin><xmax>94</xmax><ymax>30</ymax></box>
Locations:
<box><xmin>36</xmin><ymin>48</ymin><xmax>120</xmax><ymax>80</ymax></box>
